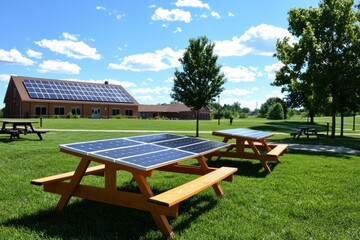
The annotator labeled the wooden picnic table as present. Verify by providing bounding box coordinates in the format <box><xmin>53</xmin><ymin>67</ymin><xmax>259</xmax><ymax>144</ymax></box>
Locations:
<box><xmin>31</xmin><ymin>134</ymin><xmax>237</xmax><ymax>237</ymax></box>
<box><xmin>290</xmin><ymin>127</ymin><xmax>323</xmax><ymax>139</ymax></box>
<box><xmin>0</xmin><ymin>120</ymin><xmax>48</xmax><ymax>140</ymax></box>
<box><xmin>208</xmin><ymin>128</ymin><xmax>288</xmax><ymax>173</ymax></box>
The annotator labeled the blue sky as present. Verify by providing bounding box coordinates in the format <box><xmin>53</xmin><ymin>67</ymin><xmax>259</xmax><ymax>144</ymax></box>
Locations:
<box><xmin>0</xmin><ymin>0</ymin><xmax>319</xmax><ymax>110</ymax></box>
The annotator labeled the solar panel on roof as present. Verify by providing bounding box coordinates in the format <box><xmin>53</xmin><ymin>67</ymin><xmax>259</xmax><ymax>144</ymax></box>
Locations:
<box><xmin>23</xmin><ymin>79</ymin><xmax>133</xmax><ymax>103</ymax></box>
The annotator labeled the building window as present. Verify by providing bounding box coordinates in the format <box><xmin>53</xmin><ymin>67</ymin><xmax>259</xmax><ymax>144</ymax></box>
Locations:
<box><xmin>35</xmin><ymin>106</ymin><xmax>47</xmax><ymax>116</ymax></box>
<box><xmin>71</xmin><ymin>107</ymin><xmax>81</xmax><ymax>115</ymax></box>
<box><xmin>125</xmin><ymin>109</ymin><xmax>133</xmax><ymax>116</ymax></box>
<box><xmin>54</xmin><ymin>107</ymin><xmax>65</xmax><ymax>116</ymax></box>
<box><xmin>112</xmin><ymin>108</ymin><xmax>120</xmax><ymax>116</ymax></box>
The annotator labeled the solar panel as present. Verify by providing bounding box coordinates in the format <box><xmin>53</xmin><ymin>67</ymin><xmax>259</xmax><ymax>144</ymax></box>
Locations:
<box><xmin>59</xmin><ymin>134</ymin><xmax>229</xmax><ymax>171</ymax></box>
<box><xmin>214</xmin><ymin>128</ymin><xmax>273</xmax><ymax>140</ymax></box>
<box><xmin>23</xmin><ymin>79</ymin><xmax>133</xmax><ymax>103</ymax></box>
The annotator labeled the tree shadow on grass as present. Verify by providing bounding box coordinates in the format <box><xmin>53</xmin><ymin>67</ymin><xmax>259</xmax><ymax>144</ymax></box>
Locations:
<box><xmin>3</xmin><ymin>191</ymin><xmax>218</xmax><ymax>240</ymax></box>
<box><xmin>287</xmin><ymin>148</ymin><xmax>357</xmax><ymax>159</ymax></box>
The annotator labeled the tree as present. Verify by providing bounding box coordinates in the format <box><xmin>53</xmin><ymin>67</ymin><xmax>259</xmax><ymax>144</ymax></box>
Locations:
<box><xmin>273</xmin><ymin>0</ymin><xmax>360</xmax><ymax>137</ymax></box>
<box><xmin>267</xmin><ymin>103</ymin><xmax>284</xmax><ymax>120</ymax></box>
<box><xmin>171</xmin><ymin>36</ymin><xmax>226</xmax><ymax>137</ymax></box>
<box><xmin>258</xmin><ymin>97</ymin><xmax>286</xmax><ymax>118</ymax></box>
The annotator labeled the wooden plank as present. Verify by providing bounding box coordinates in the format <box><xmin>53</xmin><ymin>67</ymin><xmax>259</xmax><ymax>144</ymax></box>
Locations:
<box><xmin>30</xmin><ymin>164</ymin><xmax>105</xmax><ymax>185</ymax></box>
<box><xmin>149</xmin><ymin>167</ymin><xmax>237</xmax><ymax>207</ymax></box>
<box><xmin>266</xmin><ymin>144</ymin><xmax>288</xmax><ymax>157</ymax></box>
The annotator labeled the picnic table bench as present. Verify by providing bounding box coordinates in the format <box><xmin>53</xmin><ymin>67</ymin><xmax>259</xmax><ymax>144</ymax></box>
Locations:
<box><xmin>31</xmin><ymin>134</ymin><xmax>237</xmax><ymax>237</ymax></box>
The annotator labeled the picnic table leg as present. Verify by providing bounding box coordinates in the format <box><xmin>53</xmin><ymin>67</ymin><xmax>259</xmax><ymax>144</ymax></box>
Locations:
<box><xmin>55</xmin><ymin>158</ymin><xmax>91</xmax><ymax>212</ymax></box>
<box><xmin>247</xmin><ymin>141</ymin><xmax>271</xmax><ymax>173</ymax></box>
<box><xmin>132</xmin><ymin>173</ymin><xmax>174</xmax><ymax>238</ymax></box>
<box><xmin>197</xmin><ymin>156</ymin><xmax>224</xmax><ymax>196</ymax></box>
<box><xmin>213</xmin><ymin>136</ymin><xmax>231</xmax><ymax>161</ymax></box>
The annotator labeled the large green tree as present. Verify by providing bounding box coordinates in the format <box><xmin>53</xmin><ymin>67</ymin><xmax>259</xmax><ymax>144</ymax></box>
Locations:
<box><xmin>171</xmin><ymin>36</ymin><xmax>226</xmax><ymax>137</ymax></box>
<box><xmin>273</xmin><ymin>0</ymin><xmax>360</xmax><ymax>137</ymax></box>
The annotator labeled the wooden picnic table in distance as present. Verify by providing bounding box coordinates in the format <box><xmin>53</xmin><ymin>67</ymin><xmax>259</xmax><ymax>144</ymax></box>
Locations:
<box><xmin>31</xmin><ymin>134</ymin><xmax>237</xmax><ymax>237</ymax></box>
<box><xmin>0</xmin><ymin>119</ymin><xmax>48</xmax><ymax>140</ymax></box>
<box><xmin>290</xmin><ymin>126</ymin><xmax>323</xmax><ymax>139</ymax></box>
<box><xmin>208</xmin><ymin>128</ymin><xmax>288</xmax><ymax>173</ymax></box>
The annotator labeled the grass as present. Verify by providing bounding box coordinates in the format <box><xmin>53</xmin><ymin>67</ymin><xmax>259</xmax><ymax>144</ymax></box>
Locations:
<box><xmin>0</xmin><ymin>117</ymin><xmax>359</xmax><ymax>239</ymax></box>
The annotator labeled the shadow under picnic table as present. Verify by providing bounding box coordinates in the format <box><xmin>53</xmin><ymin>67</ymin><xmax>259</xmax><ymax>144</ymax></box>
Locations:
<box><xmin>206</xmin><ymin>158</ymin><xmax>278</xmax><ymax>178</ymax></box>
<box><xmin>3</xmin><ymin>192</ymin><xmax>218</xmax><ymax>239</ymax></box>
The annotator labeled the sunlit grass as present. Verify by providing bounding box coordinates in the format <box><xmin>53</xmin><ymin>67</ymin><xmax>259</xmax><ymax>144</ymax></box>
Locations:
<box><xmin>0</xmin><ymin>118</ymin><xmax>359</xmax><ymax>239</ymax></box>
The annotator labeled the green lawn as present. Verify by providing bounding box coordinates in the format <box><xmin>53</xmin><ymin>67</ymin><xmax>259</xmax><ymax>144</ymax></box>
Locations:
<box><xmin>0</xmin><ymin>117</ymin><xmax>359</xmax><ymax>239</ymax></box>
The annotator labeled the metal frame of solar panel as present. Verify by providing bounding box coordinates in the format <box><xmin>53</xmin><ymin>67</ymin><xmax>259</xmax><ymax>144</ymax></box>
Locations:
<box><xmin>60</xmin><ymin>134</ymin><xmax>228</xmax><ymax>171</ymax></box>
<box><xmin>23</xmin><ymin>79</ymin><xmax>133</xmax><ymax>103</ymax></box>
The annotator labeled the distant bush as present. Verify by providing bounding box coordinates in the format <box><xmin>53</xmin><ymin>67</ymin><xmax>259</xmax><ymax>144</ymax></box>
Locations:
<box><xmin>267</xmin><ymin>103</ymin><xmax>284</xmax><ymax>120</ymax></box>
<box><xmin>52</xmin><ymin>115</ymin><xmax>60</xmax><ymax>119</ymax></box>
<box><xmin>66</xmin><ymin>112</ymin><xmax>80</xmax><ymax>119</ymax></box>
<box><xmin>239</xmin><ymin>112</ymin><xmax>247</xmax><ymax>118</ymax></box>
<box><xmin>113</xmin><ymin>114</ymin><xmax>125</xmax><ymax>119</ymax></box>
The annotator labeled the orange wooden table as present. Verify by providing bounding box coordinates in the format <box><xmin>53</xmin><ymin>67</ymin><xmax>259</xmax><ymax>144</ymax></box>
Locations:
<box><xmin>31</xmin><ymin>134</ymin><xmax>237</xmax><ymax>237</ymax></box>
<box><xmin>208</xmin><ymin>128</ymin><xmax>288</xmax><ymax>173</ymax></box>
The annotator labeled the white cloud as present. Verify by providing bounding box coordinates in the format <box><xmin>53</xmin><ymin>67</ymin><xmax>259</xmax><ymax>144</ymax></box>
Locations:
<box><xmin>96</xmin><ymin>6</ymin><xmax>106</xmax><ymax>11</ymax></box>
<box><xmin>35</xmin><ymin>34</ymin><xmax>101</xmax><ymax>60</ymax></box>
<box><xmin>116</xmin><ymin>14</ymin><xmax>126</xmax><ymax>20</ymax></box>
<box><xmin>214</xmin><ymin>37</ymin><xmax>252</xmax><ymax>57</ymax></box>
<box><xmin>264</xmin><ymin>61</ymin><xmax>283</xmax><ymax>79</ymax></box>
<box><xmin>228</xmin><ymin>12</ymin><xmax>234</xmax><ymax>17</ymax></box>
<box><xmin>131</xmin><ymin>86</ymin><xmax>171</xmax><ymax>94</ymax></box>
<box><xmin>265</xmin><ymin>90</ymin><xmax>285</xmax><ymax>100</ymax></box>
<box><xmin>211</xmin><ymin>11</ymin><xmax>220</xmax><ymax>19</ymax></box>
<box><xmin>151</xmin><ymin>8</ymin><xmax>191</xmax><ymax>23</ymax></box>
<box><xmin>264</xmin><ymin>61</ymin><xmax>283</xmax><ymax>72</ymax></box>
<box><xmin>215</xmin><ymin>24</ymin><xmax>295</xmax><ymax>57</ymax></box>
<box><xmin>222</xmin><ymin>88</ymin><xmax>252</xmax><ymax>96</ymax></box>
<box><xmin>0</xmin><ymin>49</ymin><xmax>35</xmax><ymax>66</ymax></box>
<box><xmin>26</xmin><ymin>49</ymin><xmax>42</xmax><ymax>59</ymax></box>
<box><xmin>62</xmin><ymin>32</ymin><xmax>79</xmax><ymax>41</ymax></box>
<box><xmin>175</xmin><ymin>0</ymin><xmax>210</xmax><ymax>10</ymax></box>
<box><xmin>136</xmin><ymin>95</ymin><xmax>154</xmax><ymax>102</ymax></box>
<box><xmin>108</xmin><ymin>47</ymin><xmax>183</xmax><ymax>72</ymax></box>
<box><xmin>165</xmin><ymin>77</ymin><xmax>174</xmax><ymax>83</ymax></box>
<box><xmin>174</xmin><ymin>27</ymin><xmax>182</xmax><ymax>33</ymax></box>
<box><xmin>0</xmin><ymin>74</ymin><xmax>11</xmax><ymax>81</ymax></box>
<box><xmin>222</xmin><ymin>65</ymin><xmax>261</xmax><ymax>82</ymax></box>
<box><xmin>37</xmin><ymin>60</ymin><xmax>81</xmax><ymax>74</ymax></box>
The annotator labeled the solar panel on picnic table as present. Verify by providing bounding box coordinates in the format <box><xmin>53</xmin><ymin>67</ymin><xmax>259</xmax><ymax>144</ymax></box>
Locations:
<box><xmin>214</xmin><ymin>128</ymin><xmax>274</xmax><ymax>140</ymax></box>
<box><xmin>59</xmin><ymin>134</ymin><xmax>228</xmax><ymax>171</ymax></box>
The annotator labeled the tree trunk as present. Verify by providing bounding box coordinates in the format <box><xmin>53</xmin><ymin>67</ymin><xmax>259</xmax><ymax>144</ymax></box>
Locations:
<box><xmin>331</xmin><ymin>91</ymin><xmax>336</xmax><ymax>138</ymax></box>
<box><xmin>309</xmin><ymin>111</ymin><xmax>315</xmax><ymax>124</ymax></box>
<box><xmin>340</xmin><ymin>111</ymin><xmax>344</xmax><ymax>137</ymax></box>
<box><xmin>195</xmin><ymin>110</ymin><xmax>199</xmax><ymax>137</ymax></box>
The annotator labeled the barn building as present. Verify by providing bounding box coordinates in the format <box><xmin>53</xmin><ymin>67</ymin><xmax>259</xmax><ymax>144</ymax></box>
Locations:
<box><xmin>3</xmin><ymin>76</ymin><xmax>139</xmax><ymax>118</ymax></box>
<box><xmin>139</xmin><ymin>104</ymin><xmax>212</xmax><ymax>120</ymax></box>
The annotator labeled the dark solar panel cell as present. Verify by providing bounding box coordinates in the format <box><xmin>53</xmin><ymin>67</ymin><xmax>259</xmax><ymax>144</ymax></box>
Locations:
<box><xmin>179</xmin><ymin>141</ymin><xmax>228</xmax><ymax>154</ymax></box>
<box><xmin>64</xmin><ymin>139</ymin><xmax>139</xmax><ymax>153</ymax></box>
<box><xmin>95</xmin><ymin>144</ymin><xmax>167</xmax><ymax>159</ymax></box>
<box><xmin>117</xmin><ymin>149</ymin><xmax>193</xmax><ymax>168</ymax></box>
<box><xmin>155</xmin><ymin>137</ymin><xmax>205</xmax><ymax>148</ymax></box>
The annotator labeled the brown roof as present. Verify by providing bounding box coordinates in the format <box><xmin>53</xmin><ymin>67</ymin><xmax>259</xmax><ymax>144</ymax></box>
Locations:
<box><xmin>5</xmin><ymin>75</ymin><xmax>139</xmax><ymax>106</ymax></box>
<box><xmin>139</xmin><ymin>104</ymin><xmax>212</xmax><ymax>113</ymax></box>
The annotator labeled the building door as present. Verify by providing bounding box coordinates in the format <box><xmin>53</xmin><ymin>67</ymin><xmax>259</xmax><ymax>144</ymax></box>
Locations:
<box><xmin>91</xmin><ymin>108</ymin><xmax>101</xmax><ymax>118</ymax></box>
